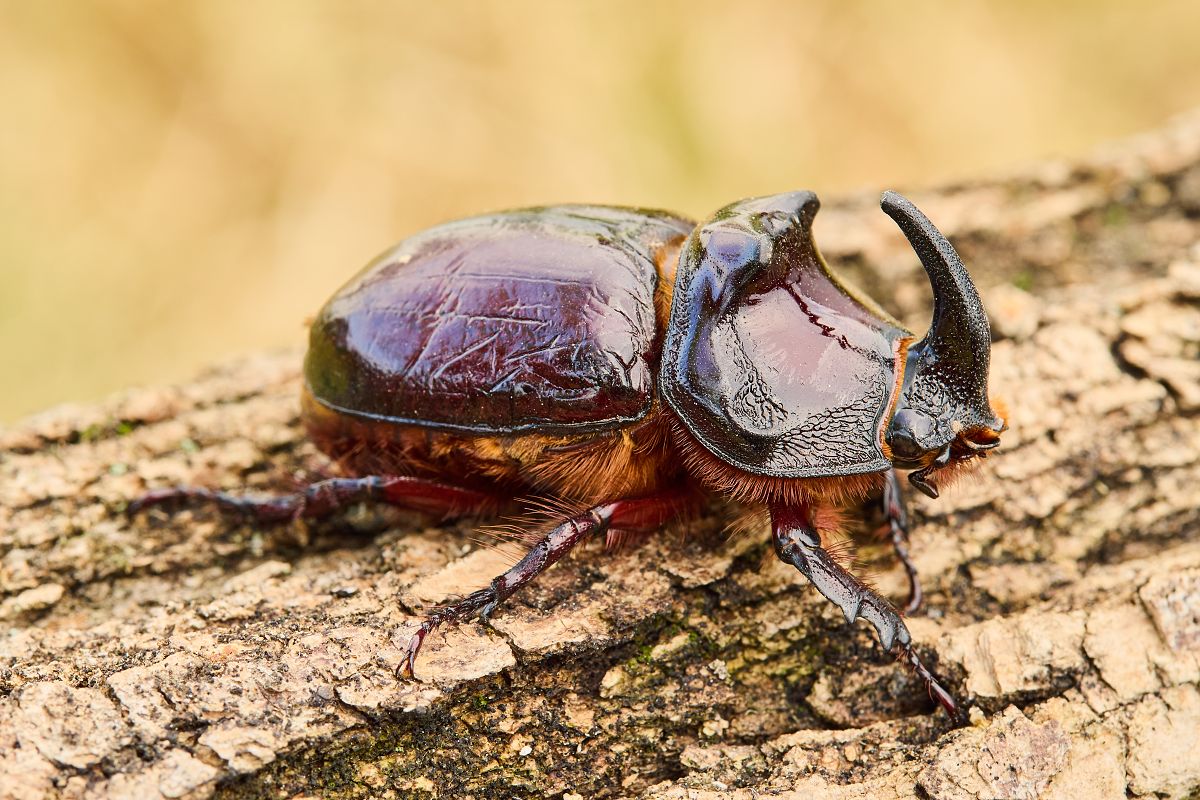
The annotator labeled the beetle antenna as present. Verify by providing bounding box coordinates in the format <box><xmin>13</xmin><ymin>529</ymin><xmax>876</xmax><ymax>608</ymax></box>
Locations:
<box><xmin>880</xmin><ymin>191</ymin><xmax>1002</xmax><ymax>434</ymax></box>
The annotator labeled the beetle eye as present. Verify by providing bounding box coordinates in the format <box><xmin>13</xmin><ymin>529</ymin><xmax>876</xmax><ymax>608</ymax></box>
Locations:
<box><xmin>889</xmin><ymin>429</ymin><xmax>922</xmax><ymax>461</ymax></box>
<box><xmin>704</xmin><ymin>230</ymin><xmax>760</xmax><ymax>269</ymax></box>
<box><xmin>888</xmin><ymin>408</ymin><xmax>935</xmax><ymax>462</ymax></box>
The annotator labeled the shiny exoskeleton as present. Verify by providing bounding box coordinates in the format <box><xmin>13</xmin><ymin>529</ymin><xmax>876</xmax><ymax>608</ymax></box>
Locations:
<box><xmin>132</xmin><ymin>191</ymin><xmax>1006</xmax><ymax>721</ymax></box>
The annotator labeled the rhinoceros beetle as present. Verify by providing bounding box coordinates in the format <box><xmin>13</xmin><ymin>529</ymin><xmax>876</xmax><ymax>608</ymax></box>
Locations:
<box><xmin>132</xmin><ymin>190</ymin><xmax>1006</xmax><ymax>720</ymax></box>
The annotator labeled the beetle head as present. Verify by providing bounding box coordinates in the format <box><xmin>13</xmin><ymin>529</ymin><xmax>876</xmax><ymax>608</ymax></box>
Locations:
<box><xmin>881</xmin><ymin>192</ymin><xmax>1006</xmax><ymax>498</ymax></box>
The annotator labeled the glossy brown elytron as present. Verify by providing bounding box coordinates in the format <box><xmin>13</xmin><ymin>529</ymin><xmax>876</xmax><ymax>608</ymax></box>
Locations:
<box><xmin>133</xmin><ymin>191</ymin><xmax>1006</xmax><ymax>721</ymax></box>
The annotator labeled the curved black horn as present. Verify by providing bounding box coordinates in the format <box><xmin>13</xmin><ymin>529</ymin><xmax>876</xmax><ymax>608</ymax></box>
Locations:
<box><xmin>880</xmin><ymin>191</ymin><xmax>1000</xmax><ymax>432</ymax></box>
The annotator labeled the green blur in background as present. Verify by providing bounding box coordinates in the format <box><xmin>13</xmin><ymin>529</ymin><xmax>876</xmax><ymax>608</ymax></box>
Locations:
<box><xmin>3</xmin><ymin>1</ymin><xmax>1200</xmax><ymax>422</ymax></box>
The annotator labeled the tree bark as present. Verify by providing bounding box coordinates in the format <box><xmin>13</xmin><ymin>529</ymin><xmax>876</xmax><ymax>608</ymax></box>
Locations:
<box><xmin>3</xmin><ymin>112</ymin><xmax>1200</xmax><ymax>800</ymax></box>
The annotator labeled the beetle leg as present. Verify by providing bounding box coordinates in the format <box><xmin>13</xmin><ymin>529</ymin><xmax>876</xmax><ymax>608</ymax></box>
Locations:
<box><xmin>399</xmin><ymin>492</ymin><xmax>686</xmax><ymax>680</ymax></box>
<box><xmin>770</xmin><ymin>501</ymin><xmax>961</xmax><ymax>722</ymax></box>
<box><xmin>128</xmin><ymin>476</ymin><xmax>498</xmax><ymax>523</ymax></box>
<box><xmin>882</xmin><ymin>468</ymin><xmax>923</xmax><ymax>615</ymax></box>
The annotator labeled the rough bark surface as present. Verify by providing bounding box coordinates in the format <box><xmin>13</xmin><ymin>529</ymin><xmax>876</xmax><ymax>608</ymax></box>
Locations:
<box><xmin>4</xmin><ymin>113</ymin><xmax>1200</xmax><ymax>800</ymax></box>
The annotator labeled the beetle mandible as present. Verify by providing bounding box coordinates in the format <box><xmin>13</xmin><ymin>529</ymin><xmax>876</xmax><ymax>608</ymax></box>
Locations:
<box><xmin>132</xmin><ymin>190</ymin><xmax>1006</xmax><ymax>720</ymax></box>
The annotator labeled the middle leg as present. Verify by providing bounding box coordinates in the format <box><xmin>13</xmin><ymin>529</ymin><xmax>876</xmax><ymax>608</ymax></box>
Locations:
<box><xmin>399</xmin><ymin>491</ymin><xmax>689</xmax><ymax>678</ymax></box>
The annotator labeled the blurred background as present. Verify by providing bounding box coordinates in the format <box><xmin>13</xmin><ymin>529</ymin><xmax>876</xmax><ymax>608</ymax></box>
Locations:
<box><xmin>4</xmin><ymin>1</ymin><xmax>1200</xmax><ymax>422</ymax></box>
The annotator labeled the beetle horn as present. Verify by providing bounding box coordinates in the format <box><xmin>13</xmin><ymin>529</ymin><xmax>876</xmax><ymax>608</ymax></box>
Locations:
<box><xmin>880</xmin><ymin>191</ymin><xmax>1002</xmax><ymax>434</ymax></box>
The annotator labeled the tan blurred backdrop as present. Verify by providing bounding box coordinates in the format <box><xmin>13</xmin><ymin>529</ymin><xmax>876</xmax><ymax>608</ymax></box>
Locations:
<box><xmin>3</xmin><ymin>1</ymin><xmax>1200</xmax><ymax>422</ymax></box>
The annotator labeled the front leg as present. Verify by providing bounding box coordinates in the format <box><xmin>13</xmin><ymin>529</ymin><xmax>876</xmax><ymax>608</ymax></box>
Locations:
<box><xmin>882</xmin><ymin>468</ymin><xmax>923</xmax><ymax>615</ymax></box>
<box><xmin>770</xmin><ymin>501</ymin><xmax>960</xmax><ymax>722</ymax></box>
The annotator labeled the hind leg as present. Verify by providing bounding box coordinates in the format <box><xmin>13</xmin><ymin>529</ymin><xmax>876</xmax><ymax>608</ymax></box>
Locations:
<box><xmin>770</xmin><ymin>501</ymin><xmax>960</xmax><ymax>722</ymax></box>
<box><xmin>400</xmin><ymin>491</ymin><xmax>688</xmax><ymax>678</ymax></box>
<box><xmin>129</xmin><ymin>475</ymin><xmax>500</xmax><ymax>523</ymax></box>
